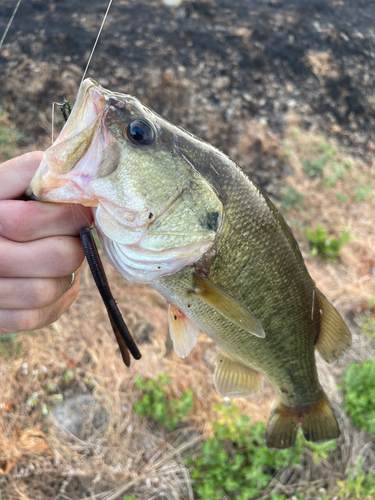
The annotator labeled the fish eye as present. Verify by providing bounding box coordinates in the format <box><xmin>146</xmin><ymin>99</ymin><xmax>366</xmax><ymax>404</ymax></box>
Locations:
<box><xmin>125</xmin><ymin>120</ymin><xmax>154</xmax><ymax>146</ymax></box>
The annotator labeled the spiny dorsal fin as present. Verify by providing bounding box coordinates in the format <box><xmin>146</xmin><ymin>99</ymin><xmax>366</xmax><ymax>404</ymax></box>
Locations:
<box><xmin>192</xmin><ymin>274</ymin><xmax>265</xmax><ymax>338</ymax></box>
<box><xmin>168</xmin><ymin>303</ymin><xmax>199</xmax><ymax>358</ymax></box>
<box><xmin>315</xmin><ymin>290</ymin><xmax>351</xmax><ymax>363</ymax></box>
<box><xmin>214</xmin><ymin>351</ymin><xmax>262</xmax><ymax>397</ymax></box>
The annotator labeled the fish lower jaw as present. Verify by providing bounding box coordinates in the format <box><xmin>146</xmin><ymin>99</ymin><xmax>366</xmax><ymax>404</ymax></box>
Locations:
<box><xmin>34</xmin><ymin>181</ymin><xmax>99</xmax><ymax>206</ymax></box>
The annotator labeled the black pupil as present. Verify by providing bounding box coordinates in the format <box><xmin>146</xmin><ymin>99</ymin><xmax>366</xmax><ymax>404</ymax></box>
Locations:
<box><xmin>127</xmin><ymin>120</ymin><xmax>153</xmax><ymax>145</ymax></box>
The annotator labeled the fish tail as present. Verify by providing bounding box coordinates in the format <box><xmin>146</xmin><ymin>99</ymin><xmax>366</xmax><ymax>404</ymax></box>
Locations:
<box><xmin>265</xmin><ymin>392</ymin><xmax>339</xmax><ymax>449</ymax></box>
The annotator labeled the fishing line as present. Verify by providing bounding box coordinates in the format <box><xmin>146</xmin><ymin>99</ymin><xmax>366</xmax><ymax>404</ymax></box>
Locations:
<box><xmin>71</xmin><ymin>203</ymin><xmax>92</xmax><ymax>232</ymax></box>
<box><xmin>80</xmin><ymin>0</ymin><xmax>114</xmax><ymax>84</ymax></box>
<box><xmin>51</xmin><ymin>101</ymin><xmax>60</xmax><ymax>144</ymax></box>
<box><xmin>0</xmin><ymin>0</ymin><xmax>22</xmax><ymax>50</ymax></box>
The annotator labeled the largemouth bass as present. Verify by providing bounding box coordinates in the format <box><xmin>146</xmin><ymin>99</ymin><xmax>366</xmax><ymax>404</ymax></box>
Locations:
<box><xmin>28</xmin><ymin>79</ymin><xmax>351</xmax><ymax>449</ymax></box>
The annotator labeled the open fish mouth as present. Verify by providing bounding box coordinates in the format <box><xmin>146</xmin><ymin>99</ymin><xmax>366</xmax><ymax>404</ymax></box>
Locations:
<box><xmin>27</xmin><ymin>79</ymin><xmax>117</xmax><ymax>205</ymax></box>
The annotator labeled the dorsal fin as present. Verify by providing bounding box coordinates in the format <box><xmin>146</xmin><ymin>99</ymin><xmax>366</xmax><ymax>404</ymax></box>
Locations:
<box><xmin>192</xmin><ymin>274</ymin><xmax>265</xmax><ymax>338</ymax></box>
<box><xmin>167</xmin><ymin>303</ymin><xmax>199</xmax><ymax>358</ymax></box>
<box><xmin>214</xmin><ymin>351</ymin><xmax>262</xmax><ymax>397</ymax></box>
<box><xmin>315</xmin><ymin>290</ymin><xmax>351</xmax><ymax>363</ymax></box>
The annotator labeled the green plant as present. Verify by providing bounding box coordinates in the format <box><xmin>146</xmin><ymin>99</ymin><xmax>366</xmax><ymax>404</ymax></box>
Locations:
<box><xmin>0</xmin><ymin>333</ymin><xmax>21</xmax><ymax>358</ymax></box>
<box><xmin>362</xmin><ymin>316</ymin><xmax>375</xmax><ymax>339</ymax></box>
<box><xmin>134</xmin><ymin>374</ymin><xmax>194</xmax><ymax>430</ymax></box>
<box><xmin>282</xmin><ymin>139</ymin><xmax>292</xmax><ymax>159</ymax></box>
<box><xmin>302</xmin><ymin>142</ymin><xmax>336</xmax><ymax>179</ymax></box>
<box><xmin>323</xmin><ymin>160</ymin><xmax>351</xmax><ymax>188</ymax></box>
<box><xmin>63</xmin><ymin>367</ymin><xmax>75</xmax><ymax>383</ymax></box>
<box><xmin>355</xmin><ymin>185</ymin><xmax>372</xmax><ymax>203</ymax></box>
<box><xmin>304</xmin><ymin>439</ymin><xmax>336</xmax><ymax>464</ymax></box>
<box><xmin>337</xmin><ymin>192</ymin><xmax>349</xmax><ymax>203</ymax></box>
<box><xmin>337</xmin><ymin>458</ymin><xmax>375</xmax><ymax>499</ymax></box>
<box><xmin>306</xmin><ymin>225</ymin><xmax>351</xmax><ymax>261</ymax></box>
<box><xmin>281</xmin><ymin>187</ymin><xmax>304</xmax><ymax>210</ymax></box>
<box><xmin>0</xmin><ymin>331</ymin><xmax>37</xmax><ymax>359</ymax></box>
<box><xmin>26</xmin><ymin>390</ymin><xmax>63</xmax><ymax>415</ymax></box>
<box><xmin>188</xmin><ymin>404</ymin><xmax>336</xmax><ymax>500</ymax></box>
<box><xmin>0</xmin><ymin>109</ymin><xmax>24</xmax><ymax>161</ymax></box>
<box><xmin>341</xmin><ymin>359</ymin><xmax>375</xmax><ymax>434</ymax></box>
<box><xmin>123</xmin><ymin>497</ymin><xmax>141</xmax><ymax>500</ymax></box>
<box><xmin>358</xmin><ymin>298</ymin><xmax>375</xmax><ymax>339</ymax></box>
<box><xmin>188</xmin><ymin>404</ymin><xmax>305</xmax><ymax>500</ymax></box>
<box><xmin>303</xmin><ymin>156</ymin><xmax>327</xmax><ymax>178</ymax></box>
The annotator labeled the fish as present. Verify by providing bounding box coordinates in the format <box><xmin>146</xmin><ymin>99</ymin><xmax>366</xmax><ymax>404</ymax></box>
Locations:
<box><xmin>27</xmin><ymin>78</ymin><xmax>351</xmax><ymax>449</ymax></box>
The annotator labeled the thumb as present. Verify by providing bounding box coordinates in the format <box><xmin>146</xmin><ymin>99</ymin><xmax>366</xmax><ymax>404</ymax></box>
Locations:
<box><xmin>0</xmin><ymin>151</ymin><xmax>44</xmax><ymax>200</ymax></box>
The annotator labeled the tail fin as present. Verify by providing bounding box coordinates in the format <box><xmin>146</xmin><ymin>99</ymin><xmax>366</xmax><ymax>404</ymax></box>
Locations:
<box><xmin>265</xmin><ymin>393</ymin><xmax>339</xmax><ymax>449</ymax></box>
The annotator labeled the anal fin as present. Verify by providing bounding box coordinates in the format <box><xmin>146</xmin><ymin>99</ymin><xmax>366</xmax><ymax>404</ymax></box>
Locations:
<box><xmin>192</xmin><ymin>274</ymin><xmax>265</xmax><ymax>339</ymax></box>
<box><xmin>168</xmin><ymin>303</ymin><xmax>199</xmax><ymax>359</ymax></box>
<box><xmin>315</xmin><ymin>290</ymin><xmax>351</xmax><ymax>363</ymax></box>
<box><xmin>214</xmin><ymin>351</ymin><xmax>262</xmax><ymax>397</ymax></box>
<box><xmin>266</xmin><ymin>392</ymin><xmax>340</xmax><ymax>449</ymax></box>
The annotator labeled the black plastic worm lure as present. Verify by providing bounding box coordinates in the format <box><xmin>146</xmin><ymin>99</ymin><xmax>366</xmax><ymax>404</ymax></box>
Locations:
<box><xmin>79</xmin><ymin>227</ymin><xmax>141</xmax><ymax>367</ymax></box>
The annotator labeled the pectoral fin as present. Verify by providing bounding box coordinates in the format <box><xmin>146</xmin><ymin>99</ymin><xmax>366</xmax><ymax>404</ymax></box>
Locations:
<box><xmin>315</xmin><ymin>290</ymin><xmax>351</xmax><ymax>363</ymax></box>
<box><xmin>168</xmin><ymin>303</ymin><xmax>199</xmax><ymax>358</ymax></box>
<box><xmin>214</xmin><ymin>351</ymin><xmax>262</xmax><ymax>397</ymax></box>
<box><xmin>192</xmin><ymin>274</ymin><xmax>265</xmax><ymax>338</ymax></box>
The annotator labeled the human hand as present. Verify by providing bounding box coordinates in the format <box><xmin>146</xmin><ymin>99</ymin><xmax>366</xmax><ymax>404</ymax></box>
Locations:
<box><xmin>0</xmin><ymin>151</ymin><xmax>93</xmax><ymax>335</ymax></box>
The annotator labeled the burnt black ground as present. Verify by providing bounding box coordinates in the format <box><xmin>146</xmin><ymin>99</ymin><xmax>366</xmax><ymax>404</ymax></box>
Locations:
<box><xmin>0</xmin><ymin>0</ymin><xmax>374</xmax><ymax>195</ymax></box>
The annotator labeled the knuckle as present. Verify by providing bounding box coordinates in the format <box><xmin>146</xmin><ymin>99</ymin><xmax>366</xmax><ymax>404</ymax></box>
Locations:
<box><xmin>55</xmin><ymin>237</ymin><xmax>85</xmax><ymax>275</ymax></box>
<box><xmin>13</xmin><ymin>309</ymin><xmax>44</xmax><ymax>332</ymax></box>
<box><xmin>32</xmin><ymin>279</ymin><xmax>63</xmax><ymax>307</ymax></box>
<box><xmin>0</xmin><ymin>202</ymin><xmax>40</xmax><ymax>242</ymax></box>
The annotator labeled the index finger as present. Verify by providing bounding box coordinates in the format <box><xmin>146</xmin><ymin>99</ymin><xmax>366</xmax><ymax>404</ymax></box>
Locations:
<box><xmin>0</xmin><ymin>151</ymin><xmax>44</xmax><ymax>200</ymax></box>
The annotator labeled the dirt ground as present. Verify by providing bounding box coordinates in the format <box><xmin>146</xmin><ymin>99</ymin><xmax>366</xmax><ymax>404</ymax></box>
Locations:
<box><xmin>1</xmin><ymin>0</ymin><xmax>375</xmax><ymax>499</ymax></box>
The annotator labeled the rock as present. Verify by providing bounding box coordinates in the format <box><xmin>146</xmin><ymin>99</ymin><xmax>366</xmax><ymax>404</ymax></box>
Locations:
<box><xmin>51</xmin><ymin>395</ymin><xmax>108</xmax><ymax>441</ymax></box>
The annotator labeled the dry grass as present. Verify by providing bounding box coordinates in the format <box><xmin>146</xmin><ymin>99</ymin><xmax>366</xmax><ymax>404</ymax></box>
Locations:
<box><xmin>282</xmin><ymin>117</ymin><xmax>375</xmax><ymax>312</ymax></box>
<box><xmin>304</xmin><ymin>51</ymin><xmax>340</xmax><ymax>85</ymax></box>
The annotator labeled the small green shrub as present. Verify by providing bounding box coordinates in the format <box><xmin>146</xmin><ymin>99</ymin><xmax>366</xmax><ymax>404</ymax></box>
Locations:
<box><xmin>303</xmin><ymin>157</ymin><xmax>327</xmax><ymax>178</ymax></box>
<box><xmin>337</xmin><ymin>458</ymin><xmax>375</xmax><ymax>499</ymax></box>
<box><xmin>188</xmin><ymin>404</ymin><xmax>305</xmax><ymax>500</ymax></box>
<box><xmin>306</xmin><ymin>225</ymin><xmax>351</xmax><ymax>261</ymax></box>
<box><xmin>322</xmin><ymin>160</ymin><xmax>351</xmax><ymax>188</ymax></box>
<box><xmin>341</xmin><ymin>359</ymin><xmax>375</xmax><ymax>434</ymax></box>
<box><xmin>302</xmin><ymin>142</ymin><xmax>336</xmax><ymax>179</ymax></box>
<box><xmin>281</xmin><ymin>187</ymin><xmax>304</xmax><ymax>210</ymax></box>
<box><xmin>134</xmin><ymin>374</ymin><xmax>194</xmax><ymax>430</ymax></box>
<box><xmin>355</xmin><ymin>185</ymin><xmax>372</xmax><ymax>203</ymax></box>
